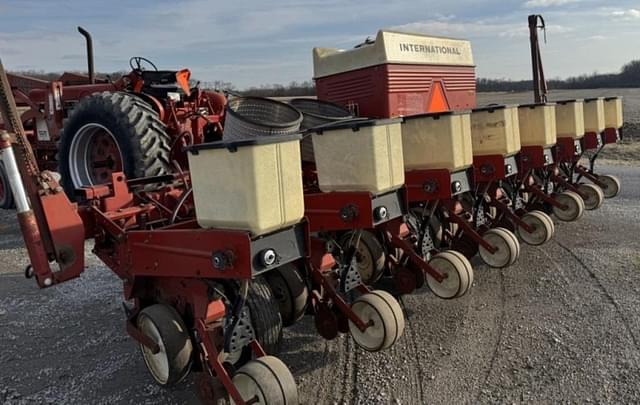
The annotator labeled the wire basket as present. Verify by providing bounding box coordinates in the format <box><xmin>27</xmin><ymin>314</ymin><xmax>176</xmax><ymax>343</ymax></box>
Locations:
<box><xmin>223</xmin><ymin>96</ymin><xmax>303</xmax><ymax>141</ymax></box>
<box><xmin>289</xmin><ymin>98</ymin><xmax>353</xmax><ymax>162</ymax></box>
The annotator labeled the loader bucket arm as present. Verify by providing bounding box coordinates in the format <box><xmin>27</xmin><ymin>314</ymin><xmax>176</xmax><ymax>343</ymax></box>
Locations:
<box><xmin>0</xmin><ymin>57</ymin><xmax>85</xmax><ymax>288</ymax></box>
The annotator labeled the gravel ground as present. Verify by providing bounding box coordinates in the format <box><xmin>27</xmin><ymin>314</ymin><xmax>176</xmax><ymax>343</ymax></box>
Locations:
<box><xmin>0</xmin><ymin>164</ymin><xmax>639</xmax><ymax>404</ymax></box>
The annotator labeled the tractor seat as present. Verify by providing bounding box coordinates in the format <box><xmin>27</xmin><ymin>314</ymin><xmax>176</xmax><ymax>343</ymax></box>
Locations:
<box><xmin>141</xmin><ymin>69</ymin><xmax>191</xmax><ymax>98</ymax></box>
<box><xmin>141</xmin><ymin>70</ymin><xmax>183</xmax><ymax>98</ymax></box>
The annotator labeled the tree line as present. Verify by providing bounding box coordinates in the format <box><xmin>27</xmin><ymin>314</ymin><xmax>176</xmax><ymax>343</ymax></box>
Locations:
<box><xmin>477</xmin><ymin>60</ymin><xmax>640</xmax><ymax>92</ymax></box>
<box><xmin>9</xmin><ymin>59</ymin><xmax>639</xmax><ymax>96</ymax></box>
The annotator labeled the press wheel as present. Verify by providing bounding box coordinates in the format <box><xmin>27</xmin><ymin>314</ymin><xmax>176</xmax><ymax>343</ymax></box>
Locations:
<box><xmin>536</xmin><ymin>208</ymin><xmax>555</xmax><ymax>235</ymax></box>
<box><xmin>426</xmin><ymin>251</ymin><xmax>471</xmax><ymax>299</ymax></box>
<box><xmin>444</xmin><ymin>249</ymin><xmax>475</xmax><ymax>293</ymax></box>
<box><xmin>369</xmin><ymin>290</ymin><xmax>405</xmax><ymax>346</ymax></box>
<box><xmin>348</xmin><ymin>292</ymin><xmax>401</xmax><ymax>352</ymax></box>
<box><xmin>597</xmin><ymin>174</ymin><xmax>621</xmax><ymax>198</ymax></box>
<box><xmin>137</xmin><ymin>304</ymin><xmax>193</xmax><ymax>387</ymax></box>
<box><xmin>577</xmin><ymin>183</ymin><xmax>604</xmax><ymax>210</ymax></box>
<box><xmin>516</xmin><ymin>211</ymin><xmax>554</xmax><ymax>246</ymax></box>
<box><xmin>232</xmin><ymin>355</ymin><xmax>299</xmax><ymax>404</ymax></box>
<box><xmin>553</xmin><ymin>191</ymin><xmax>585</xmax><ymax>222</ymax></box>
<box><xmin>479</xmin><ymin>227</ymin><xmax>519</xmax><ymax>268</ymax></box>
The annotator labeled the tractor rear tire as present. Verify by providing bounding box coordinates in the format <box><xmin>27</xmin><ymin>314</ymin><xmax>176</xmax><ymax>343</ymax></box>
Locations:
<box><xmin>0</xmin><ymin>162</ymin><xmax>15</xmax><ymax>210</ymax></box>
<box><xmin>58</xmin><ymin>91</ymin><xmax>172</xmax><ymax>197</ymax></box>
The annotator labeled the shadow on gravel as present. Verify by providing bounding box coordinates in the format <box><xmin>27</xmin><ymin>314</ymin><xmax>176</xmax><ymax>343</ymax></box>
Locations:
<box><xmin>280</xmin><ymin>317</ymin><xmax>339</xmax><ymax>376</ymax></box>
<box><xmin>0</xmin><ymin>237</ymin><xmax>24</xmax><ymax>251</ymax></box>
<box><xmin>282</xmin><ymin>348</ymin><xmax>339</xmax><ymax>376</ymax></box>
<box><xmin>0</xmin><ymin>210</ymin><xmax>24</xmax><ymax>251</ymax></box>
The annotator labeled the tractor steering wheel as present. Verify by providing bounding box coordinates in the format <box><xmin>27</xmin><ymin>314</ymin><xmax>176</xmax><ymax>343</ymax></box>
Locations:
<box><xmin>129</xmin><ymin>56</ymin><xmax>158</xmax><ymax>72</ymax></box>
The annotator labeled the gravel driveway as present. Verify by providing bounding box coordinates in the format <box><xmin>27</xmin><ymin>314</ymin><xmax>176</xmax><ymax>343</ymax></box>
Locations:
<box><xmin>1</xmin><ymin>164</ymin><xmax>639</xmax><ymax>404</ymax></box>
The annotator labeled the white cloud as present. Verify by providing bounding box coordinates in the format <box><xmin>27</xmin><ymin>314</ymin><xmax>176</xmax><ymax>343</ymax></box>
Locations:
<box><xmin>524</xmin><ymin>0</ymin><xmax>580</xmax><ymax>8</ymax></box>
<box><xmin>393</xmin><ymin>20</ymin><xmax>572</xmax><ymax>40</ymax></box>
<box><xmin>393</xmin><ymin>20</ymin><xmax>521</xmax><ymax>38</ymax></box>
<box><xmin>611</xmin><ymin>9</ymin><xmax>640</xmax><ymax>19</ymax></box>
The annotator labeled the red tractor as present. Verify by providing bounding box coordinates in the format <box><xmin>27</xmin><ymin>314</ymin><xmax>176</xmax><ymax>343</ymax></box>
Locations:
<box><xmin>0</xmin><ymin>26</ymin><xmax>227</xmax><ymax>207</ymax></box>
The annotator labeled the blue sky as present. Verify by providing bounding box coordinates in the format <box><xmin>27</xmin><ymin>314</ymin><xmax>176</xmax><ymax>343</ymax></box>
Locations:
<box><xmin>0</xmin><ymin>0</ymin><xmax>639</xmax><ymax>88</ymax></box>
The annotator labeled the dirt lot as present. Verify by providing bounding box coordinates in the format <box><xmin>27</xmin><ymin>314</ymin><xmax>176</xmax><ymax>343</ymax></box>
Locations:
<box><xmin>1</xmin><ymin>88</ymin><xmax>640</xmax><ymax>404</ymax></box>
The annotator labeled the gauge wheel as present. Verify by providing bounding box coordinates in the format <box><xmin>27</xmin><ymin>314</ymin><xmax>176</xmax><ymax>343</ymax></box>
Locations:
<box><xmin>265</xmin><ymin>264</ymin><xmax>308</xmax><ymax>327</ymax></box>
<box><xmin>339</xmin><ymin>230</ymin><xmax>386</xmax><ymax>285</ymax></box>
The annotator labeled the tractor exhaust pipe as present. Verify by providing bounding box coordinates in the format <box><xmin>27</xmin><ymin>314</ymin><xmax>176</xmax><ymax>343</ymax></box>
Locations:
<box><xmin>77</xmin><ymin>26</ymin><xmax>95</xmax><ymax>84</ymax></box>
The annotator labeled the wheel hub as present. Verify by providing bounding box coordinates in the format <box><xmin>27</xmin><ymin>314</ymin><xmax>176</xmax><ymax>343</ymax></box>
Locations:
<box><xmin>68</xmin><ymin>123</ymin><xmax>123</xmax><ymax>187</ymax></box>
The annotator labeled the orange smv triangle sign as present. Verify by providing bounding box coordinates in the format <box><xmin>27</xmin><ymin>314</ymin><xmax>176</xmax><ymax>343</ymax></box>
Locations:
<box><xmin>428</xmin><ymin>81</ymin><xmax>450</xmax><ymax>113</ymax></box>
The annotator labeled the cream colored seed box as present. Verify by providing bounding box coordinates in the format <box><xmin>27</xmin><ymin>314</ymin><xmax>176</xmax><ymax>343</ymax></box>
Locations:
<box><xmin>583</xmin><ymin>97</ymin><xmax>605</xmax><ymax>133</ymax></box>
<box><xmin>311</xmin><ymin>119</ymin><xmax>405</xmax><ymax>194</ymax></box>
<box><xmin>604</xmin><ymin>97</ymin><xmax>623</xmax><ymax>129</ymax></box>
<box><xmin>518</xmin><ymin>103</ymin><xmax>557</xmax><ymax>148</ymax></box>
<box><xmin>401</xmin><ymin>111</ymin><xmax>473</xmax><ymax>172</ymax></box>
<box><xmin>555</xmin><ymin>99</ymin><xmax>585</xmax><ymax>139</ymax></box>
<box><xmin>470</xmin><ymin>106</ymin><xmax>521</xmax><ymax>157</ymax></box>
<box><xmin>187</xmin><ymin>136</ymin><xmax>304</xmax><ymax>236</ymax></box>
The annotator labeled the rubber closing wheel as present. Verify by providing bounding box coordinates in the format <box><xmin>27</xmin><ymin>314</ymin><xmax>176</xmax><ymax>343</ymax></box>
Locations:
<box><xmin>232</xmin><ymin>355</ymin><xmax>299</xmax><ymax>404</ymax></box>
<box><xmin>137</xmin><ymin>304</ymin><xmax>193</xmax><ymax>387</ymax></box>
<box><xmin>265</xmin><ymin>264</ymin><xmax>308</xmax><ymax>327</ymax></box>
<box><xmin>340</xmin><ymin>231</ymin><xmax>386</xmax><ymax>285</ymax></box>
<box><xmin>349</xmin><ymin>292</ymin><xmax>402</xmax><ymax>352</ymax></box>
<box><xmin>598</xmin><ymin>174</ymin><xmax>621</xmax><ymax>199</ymax></box>
<box><xmin>479</xmin><ymin>227</ymin><xmax>519</xmax><ymax>268</ymax></box>
<box><xmin>426</xmin><ymin>251</ymin><xmax>471</xmax><ymax>299</ymax></box>
<box><xmin>553</xmin><ymin>191</ymin><xmax>585</xmax><ymax>222</ymax></box>
<box><xmin>517</xmin><ymin>211</ymin><xmax>554</xmax><ymax>246</ymax></box>
<box><xmin>577</xmin><ymin>183</ymin><xmax>604</xmax><ymax>210</ymax></box>
<box><xmin>0</xmin><ymin>162</ymin><xmax>15</xmax><ymax>210</ymax></box>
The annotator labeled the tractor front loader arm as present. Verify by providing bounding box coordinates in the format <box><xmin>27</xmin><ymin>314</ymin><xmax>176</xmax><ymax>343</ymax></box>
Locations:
<box><xmin>0</xmin><ymin>57</ymin><xmax>85</xmax><ymax>288</ymax></box>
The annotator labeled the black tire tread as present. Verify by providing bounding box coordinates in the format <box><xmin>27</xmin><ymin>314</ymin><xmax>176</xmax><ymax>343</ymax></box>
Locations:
<box><xmin>265</xmin><ymin>264</ymin><xmax>309</xmax><ymax>327</ymax></box>
<box><xmin>246</xmin><ymin>276</ymin><xmax>283</xmax><ymax>355</ymax></box>
<box><xmin>58</xmin><ymin>91</ymin><xmax>172</xmax><ymax>195</ymax></box>
<box><xmin>340</xmin><ymin>230</ymin><xmax>386</xmax><ymax>285</ymax></box>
